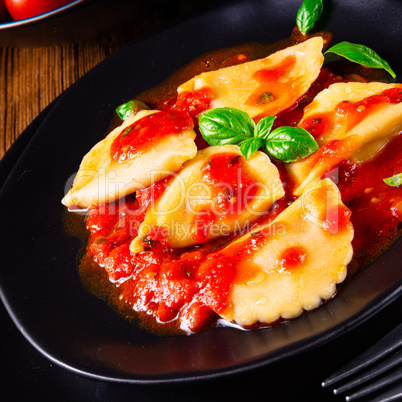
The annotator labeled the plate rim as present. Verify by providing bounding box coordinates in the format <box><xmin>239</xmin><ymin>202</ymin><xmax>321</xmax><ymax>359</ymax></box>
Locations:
<box><xmin>1</xmin><ymin>0</ymin><xmax>401</xmax><ymax>385</ymax></box>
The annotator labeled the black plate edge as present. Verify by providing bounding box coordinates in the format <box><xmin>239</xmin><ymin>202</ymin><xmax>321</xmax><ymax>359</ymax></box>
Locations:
<box><xmin>1</xmin><ymin>269</ymin><xmax>399</xmax><ymax>385</ymax></box>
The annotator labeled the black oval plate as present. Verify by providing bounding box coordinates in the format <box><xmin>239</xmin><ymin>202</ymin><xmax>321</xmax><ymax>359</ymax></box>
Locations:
<box><xmin>0</xmin><ymin>0</ymin><xmax>401</xmax><ymax>384</ymax></box>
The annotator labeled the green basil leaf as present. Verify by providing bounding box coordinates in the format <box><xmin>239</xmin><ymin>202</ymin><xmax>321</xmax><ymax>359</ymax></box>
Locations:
<box><xmin>199</xmin><ymin>107</ymin><xmax>318</xmax><ymax>162</ymax></box>
<box><xmin>199</xmin><ymin>107</ymin><xmax>256</xmax><ymax>146</ymax></box>
<box><xmin>240</xmin><ymin>138</ymin><xmax>263</xmax><ymax>159</ymax></box>
<box><xmin>383</xmin><ymin>173</ymin><xmax>402</xmax><ymax>187</ymax></box>
<box><xmin>296</xmin><ymin>0</ymin><xmax>323</xmax><ymax>35</ymax></box>
<box><xmin>265</xmin><ymin>127</ymin><xmax>318</xmax><ymax>163</ymax></box>
<box><xmin>255</xmin><ymin>116</ymin><xmax>276</xmax><ymax>140</ymax></box>
<box><xmin>324</xmin><ymin>41</ymin><xmax>396</xmax><ymax>79</ymax></box>
<box><xmin>116</xmin><ymin>100</ymin><xmax>150</xmax><ymax>120</ymax></box>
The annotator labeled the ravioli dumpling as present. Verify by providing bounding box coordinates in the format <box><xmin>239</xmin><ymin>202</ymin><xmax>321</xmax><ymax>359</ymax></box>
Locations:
<box><xmin>217</xmin><ymin>178</ymin><xmax>354</xmax><ymax>327</ymax></box>
<box><xmin>130</xmin><ymin>145</ymin><xmax>285</xmax><ymax>251</ymax></box>
<box><xmin>177</xmin><ymin>37</ymin><xmax>324</xmax><ymax>119</ymax></box>
<box><xmin>62</xmin><ymin>110</ymin><xmax>197</xmax><ymax>209</ymax></box>
<box><xmin>288</xmin><ymin>82</ymin><xmax>402</xmax><ymax>195</ymax></box>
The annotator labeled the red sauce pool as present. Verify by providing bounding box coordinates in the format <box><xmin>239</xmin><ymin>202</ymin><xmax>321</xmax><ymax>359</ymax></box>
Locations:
<box><xmin>336</xmin><ymin>133</ymin><xmax>402</xmax><ymax>268</ymax></box>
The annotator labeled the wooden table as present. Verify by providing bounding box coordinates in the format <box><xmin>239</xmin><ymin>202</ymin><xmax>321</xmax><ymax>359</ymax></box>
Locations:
<box><xmin>0</xmin><ymin>0</ymin><xmax>215</xmax><ymax>160</ymax></box>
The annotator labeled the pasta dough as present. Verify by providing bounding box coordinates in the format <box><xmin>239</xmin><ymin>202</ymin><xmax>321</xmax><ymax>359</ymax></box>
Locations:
<box><xmin>62</xmin><ymin>110</ymin><xmax>197</xmax><ymax>209</ymax></box>
<box><xmin>130</xmin><ymin>145</ymin><xmax>285</xmax><ymax>251</ymax></box>
<box><xmin>218</xmin><ymin>179</ymin><xmax>354</xmax><ymax>327</ymax></box>
<box><xmin>288</xmin><ymin>82</ymin><xmax>402</xmax><ymax>195</ymax></box>
<box><xmin>178</xmin><ymin>37</ymin><xmax>324</xmax><ymax>119</ymax></box>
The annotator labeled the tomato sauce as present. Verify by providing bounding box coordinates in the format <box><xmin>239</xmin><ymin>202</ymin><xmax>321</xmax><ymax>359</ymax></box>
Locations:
<box><xmin>76</xmin><ymin>37</ymin><xmax>402</xmax><ymax>336</ymax></box>
<box><xmin>166</xmin><ymin>87</ymin><xmax>214</xmax><ymax>119</ymax></box>
<box><xmin>336</xmin><ymin>133</ymin><xmax>402</xmax><ymax>268</ymax></box>
<box><xmin>271</xmin><ymin>68</ymin><xmax>343</xmax><ymax>129</ymax></box>
<box><xmin>86</xmin><ymin>177</ymin><xmax>171</xmax><ymax>282</ymax></box>
<box><xmin>301</xmin><ymin>136</ymin><xmax>359</xmax><ymax>177</ymax></box>
<box><xmin>246</xmin><ymin>56</ymin><xmax>296</xmax><ymax>110</ymax></box>
<box><xmin>301</xmin><ymin>86</ymin><xmax>402</xmax><ymax>141</ymax></box>
<box><xmin>110</xmin><ymin>111</ymin><xmax>193</xmax><ymax>163</ymax></box>
<box><xmin>202</xmin><ymin>153</ymin><xmax>258</xmax><ymax>214</ymax></box>
<box><xmin>279</xmin><ymin>246</ymin><xmax>307</xmax><ymax>270</ymax></box>
<box><xmin>191</xmin><ymin>153</ymin><xmax>259</xmax><ymax>243</ymax></box>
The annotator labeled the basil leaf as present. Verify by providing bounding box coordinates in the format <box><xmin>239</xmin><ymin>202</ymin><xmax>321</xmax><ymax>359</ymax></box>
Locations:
<box><xmin>199</xmin><ymin>107</ymin><xmax>318</xmax><ymax>162</ymax></box>
<box><xmin>324</xmin><ymin>41</ymin><xmax>396</xmax><ymax>79</ymax></box>
<box><xmin>265</xmin><ymin>127</ymin><xmax>318</xmax><ymax>163</ymax></box>
<box><xmin>296</xmin><ymin>0</ymin><xmax>323</xmax><ymax>35</ymax></box>
<box><xmin>116</xmin><ymin>100</ymin><xmax>150</xmax><ymax>120</ymax></box>
<box><xmin>240</xmin><ymin>138</ymin><xmax>263</xmax><ymax>159</ymax></box>
<box><xmin>383</xmin><ymin>173</ymin><xmax>402</xmax><ymax>187</ymax></box>
<box><xmin>199</xmin><ymin>107</ymin><xmax>256</xmax><ymax>145</ymax></box>
<box><xmin>255</xmin><ymin>116</ymin><xmax>276</xmax><ymax>140</ymax></box>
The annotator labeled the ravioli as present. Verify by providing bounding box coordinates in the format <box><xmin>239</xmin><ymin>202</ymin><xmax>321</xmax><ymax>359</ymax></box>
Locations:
<box><xmin>62</xmin><ymin>110</ymin><xmax>197</xmax><ymax>209</ymax></box>
<box><xmin>177</xmin><ymin>37</ymin><xmax>324</xmax><ymax>119</ymax></box>
<box><xmin>218</xmin><ymin>179</ymin><xmax>354</xmax><ymax>327</ymax></box>
<box><xmin>63</xmin><ymin>22</ymin><xmax>402</xmax><ymax>336</ymax></box>
<box><xmin>288</xmin><ymin>82</ymin><xmax>402</xmax><ymax>195</ymax></box>
<box><xmin>130</xmin><ymin>145</ymin><xmax>285</xmax><ymax>252</ymax></box>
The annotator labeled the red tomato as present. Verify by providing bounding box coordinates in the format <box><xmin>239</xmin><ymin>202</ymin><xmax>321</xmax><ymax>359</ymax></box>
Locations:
<box><xmin>5</xmin><ymin>0</ymin><xmax>74</xmax><ymax>21</ymax></box>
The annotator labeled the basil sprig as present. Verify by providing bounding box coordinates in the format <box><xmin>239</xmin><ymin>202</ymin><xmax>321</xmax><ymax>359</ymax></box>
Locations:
<box><xmin>264</xmin><ymin>126</ymin><xmax>319</xmax><ymax>162</ymax></box>
<box><xmin>383</xmin><ymin>173</ymin><xmax>402</xmax><ymax>187</ymax></box>
<box><xmin>198</xmin><ymin>107</ymin><xmax>256</xmax><ymax>146</ymax></box>
<box><xmin>198</xmin><ymin>107</ymin><xmax>318</xmax><ymax>162</ymax></box>
<box><xmin>324</xmin><ymin>41</ymin><xmax>396</xmax><ymax>78</ymax></box>
<box><xmin>116</xmin><ymin>100</ymin><xmax>150</xmax><ymax>120</ymax></box>
<box><xmin>296</xmin><ymin>0</ymin><xmax>323</xmax><ymax>35</ymax></box>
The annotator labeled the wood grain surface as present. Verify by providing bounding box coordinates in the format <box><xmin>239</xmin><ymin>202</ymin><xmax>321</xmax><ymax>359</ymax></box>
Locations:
<box><xmin>0</xmin><ymin>0</ymin><xmax>214</xmax><ymax>160</ymax></box>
